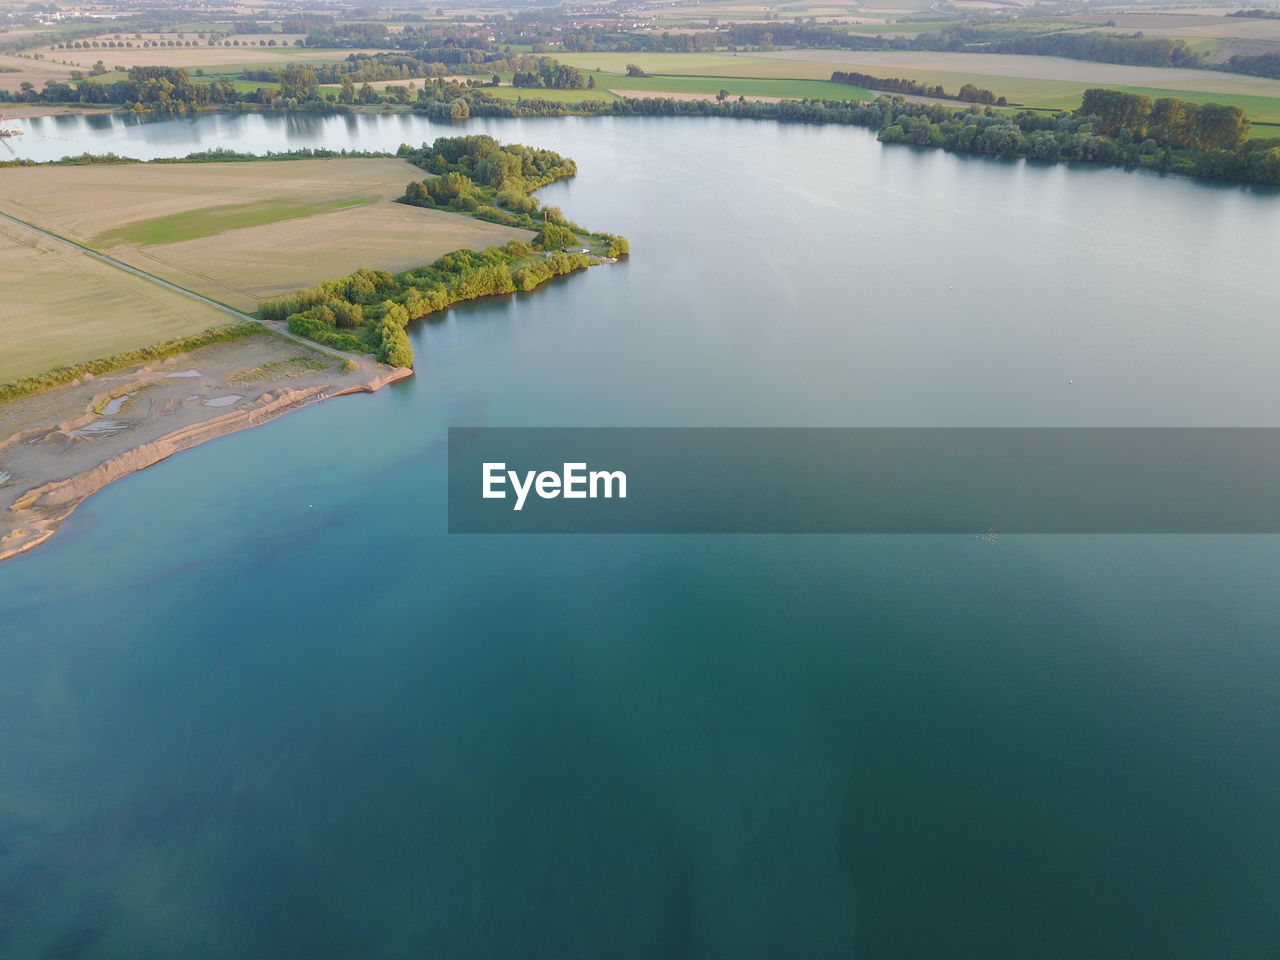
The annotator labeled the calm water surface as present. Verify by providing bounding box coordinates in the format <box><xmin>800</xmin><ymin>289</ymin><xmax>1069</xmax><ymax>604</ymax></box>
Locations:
<box><xmin>2</xmin><ymin>112</ymin><xmax>1280</xmax><ymax>959</ymax></box>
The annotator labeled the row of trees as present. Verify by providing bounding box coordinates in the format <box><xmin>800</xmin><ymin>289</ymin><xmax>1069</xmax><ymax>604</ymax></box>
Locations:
<box><xmin>0</xmin><ymin>66</ymin><xmax>242</xmax><ymax>108</ymax></box>
<box><xmin>987</xmin><ymin>31</ymin><xmax>1202</xmax><ymax>68</ymax></box>
<box><xmin>400</xmin><ymin>86</ymin><xmax>1277</xmax><ymax>186</ymax></box>
<box><xmin>298</xmin><ymin>22</ymin><xmax>391</xmax><ymax>48</ymax></box>
<box><xmin>512</xmin><ymin>61</ymin><xmax>587</xmax><ymax>90</ymax></box>
<box><xmin>876</xmin><ymin>97</ymin><xmax>1277</xmax><ymax>183</ymax></box>
<box><xmin>1214</xmin><ymin>51</ymin><xmax>1280</xmax><ymax>79</ymax></box>
<box><xmin>831</xmin><ymin>70</ymin><xmax>1007</xmax><ymax>105</ymax></box>
<box><xmin>262</xmin><ymin>243</ymin><xmax>598</xmax><ymax>366</ymax></box>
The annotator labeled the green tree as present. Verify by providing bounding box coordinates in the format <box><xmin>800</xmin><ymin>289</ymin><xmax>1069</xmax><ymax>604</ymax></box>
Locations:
<box><xmin>533</xmin><ymin>222</ymin><xmax>578</xmax><ymax>250</ymax></box>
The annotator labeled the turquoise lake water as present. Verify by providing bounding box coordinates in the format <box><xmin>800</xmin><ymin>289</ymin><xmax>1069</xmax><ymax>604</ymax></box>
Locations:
<box><xmin>2</xmin><ymin>112</ymin><xmax>1280</xmax><ymax>958</ymax></box>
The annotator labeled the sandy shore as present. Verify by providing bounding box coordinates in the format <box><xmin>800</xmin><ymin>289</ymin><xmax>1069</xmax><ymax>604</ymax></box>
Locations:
<box><xmin>608</xmin><ymin>89</ymin><xmax>785</xmax><ymax>104</ymax></box>
<box><xmin>0</xmin><ymin>103</ymin><xmax>119</xmax><ymax>119</ymax></box>
<box><xmin>0</xmin><ymin>332</ymin><xmax>411</xmax><ymax>563</ymax></box>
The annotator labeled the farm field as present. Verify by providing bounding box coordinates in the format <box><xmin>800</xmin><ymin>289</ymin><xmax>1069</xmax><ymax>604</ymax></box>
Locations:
<box><xmin>0</xmin><ymin>52</ymin><xmax>78</xmax><ymax>91</ymax></box>
<box><xmin>0</xmin><ymin>158</ymin><xmax>534</xmax><ymax>313</ymax></box>
<box><xmin>1063</xmin><ymin>13</ymin><xmax>1280</xmax><ymax>61</ymax></box>
<box><xmin>0</xmin><ymin>216</ymin><xmax>233</xmax><ymax>384</ymax></box>
<box><xmin>596</xmin><ymin>72</ymin><xmax>873</xmax><ymax>100</ymax></box>
<box><xmin>555</xmin><ymin>49</ymin><xmax>1280</xmax><ymax>123</ymax></box>
<box><xmin>1068</xmin><ymin>13</ymin><xmax>1280</xmax><ymax>41</ymax></box>
<box><xmin>553</xmin><ymin>52</ymin><xmax>777</xmax><ymax>75</ymax></box>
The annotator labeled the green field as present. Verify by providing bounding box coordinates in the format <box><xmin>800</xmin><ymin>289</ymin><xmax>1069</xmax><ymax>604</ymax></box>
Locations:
<box><xmin>96</xmin><ymin>198</ymin><xmax>373</xmax><ymax>247</ymax></box>
<box><xmin>1027</xmin><ymin>84</ymin><xmax>1280</xmax><ymax>125</ymax></box>
<box><xmin>219</xmin><ymin>78</ymin><xmax>283</xmax><ymax>93</ymax></box>
<box><xmin>596</xmin><ymin>72</ymin><xmax>874</xmax><ymax>100</ymax></box>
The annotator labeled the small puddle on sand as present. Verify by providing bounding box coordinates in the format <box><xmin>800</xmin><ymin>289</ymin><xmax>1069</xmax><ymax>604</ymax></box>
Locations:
<box><xmin>100</xmin><ymin>392</ymin><xmax>137</xmax><ymax>416</ymax></box>
<box><xmin>165</xmin><ymin>370</ymin><xmax>202</xmax><ymax>379</ymax></box>
<box><xmin>203</xmin><ymin>395</ymin><xmax>242</xmax><ymax>408</ymax></box>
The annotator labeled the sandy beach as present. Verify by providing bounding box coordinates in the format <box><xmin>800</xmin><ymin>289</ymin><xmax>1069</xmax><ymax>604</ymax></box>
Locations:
<box><xmin>0</xmin><ymin>102</ymin><xmax>119</xmax><ymax>119</ymax></box>
<box><xmin>0</xmin><ymin>331</ymin><xmax>410</xmax><ymax>563</ymax></box>
<box><xmin>609</xmin><ymin>89</ymin><xmax>785</xmax><ymax>104</ymax></box>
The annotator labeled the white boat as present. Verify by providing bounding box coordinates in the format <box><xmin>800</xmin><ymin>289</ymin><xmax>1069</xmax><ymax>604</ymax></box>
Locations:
<box><xmin>0</xmin><ymin>116</ymin><xmax>23</xmax><ymax>137</ymax></box>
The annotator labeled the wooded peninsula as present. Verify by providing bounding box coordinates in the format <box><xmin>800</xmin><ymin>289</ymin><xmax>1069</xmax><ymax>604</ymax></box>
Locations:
<box><xmin>260</xmin><ymin>135</ymin><xmax>629</xmax><ymax>368</ymax></box>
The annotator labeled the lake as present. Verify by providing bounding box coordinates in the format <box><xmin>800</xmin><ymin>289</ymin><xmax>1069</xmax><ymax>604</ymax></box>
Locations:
<box><xmin>2</xmin><ymin>111</ymin><xmax>1280</xmax><ymax>959</ymax></box>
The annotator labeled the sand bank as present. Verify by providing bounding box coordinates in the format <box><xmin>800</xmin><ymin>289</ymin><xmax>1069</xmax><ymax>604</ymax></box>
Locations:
<box><xmin>0</xmin><ymin>103</ymin><xmax>119</xmax><ymax>119</ymax></box>
<box><xmin>0</xmin><ymin>332</ymin><xmax>410</xmax><ymax>563</ymax></box>
<box><xmin>609</xmin><ymin>89</ymin><xmax>784</xmax><ymax>104</ymax></box>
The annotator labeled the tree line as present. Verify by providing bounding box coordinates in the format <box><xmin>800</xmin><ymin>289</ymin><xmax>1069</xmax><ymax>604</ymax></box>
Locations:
<box><xmin>877</xmin><ymin>92</ymin><xmax>1275</xmax><ymax>184</ymax></box>
<box><xmin>986</xmin><ymin>31</ymin><xmax>1202</xmax><ymax>68</ymax></box>
<box><xmin>410</xmin><ymin>86</ymin><xmax>1279</xmax><ymax>186</ymax></box>
<box><xmin>831</xmin><ymin>70</ymin><xmax>1006</xmax><ymax>105</ymax></box>
<box><xmin>6</xmin><ymin>61</ymin><xmax>1275</xmax><ymax>187</ymax></box>
<box><xmin>1078</xmin><ymin>88</ymin><xmax>1251</xmax><ymax>149</ymax></box>
<box><xmin>262</xmin><ymin>244</ymin><xmax>602</xmax><ymax>367</ymax></box>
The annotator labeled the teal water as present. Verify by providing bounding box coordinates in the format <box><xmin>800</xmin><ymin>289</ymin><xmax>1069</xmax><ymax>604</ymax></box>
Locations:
<box><xmin>3</xmin><ymin>113</ymin><xmax>1280</xmax><ymax>958</ymax></box>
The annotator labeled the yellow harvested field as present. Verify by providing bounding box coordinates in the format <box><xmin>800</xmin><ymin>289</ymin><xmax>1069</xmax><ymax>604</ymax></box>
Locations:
<box><xmin>0</xmin><ymin>218</ymin><xmax>233</xmax><ymax>384</ymax></box>
<box><xmin>0</xmin><ymin>158</ymin><xmax>534</xmax><ymax>313</ymax></box>
<box><xmin>0</xmin><ymin>158</ymin><xmax>415</xmax><ymax>243</ymax></box>
<box><xmin>0</xmin><ymin>52</ymin><xmax>76</xmax><ymax>89</ymax></box>
<box><xmin>126</xmin><ymin>203</ymin><xmax>535</xmax><ymax>310</ymax></box>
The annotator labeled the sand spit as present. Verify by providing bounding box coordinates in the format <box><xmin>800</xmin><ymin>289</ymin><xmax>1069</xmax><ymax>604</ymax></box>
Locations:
<box><xmin>0</xmin><ymin>103</ymin><xmax>119</xmax><ymax>119</ymax></box>
<box><xmin>0</xmin><ymin>333</ymin><xmax>411</xmax><ymax>563</ymax></box>
<box><xmin>609</xmin><ymin>88</ymin><xmax>785</xmax><ymax>104</ymax></box>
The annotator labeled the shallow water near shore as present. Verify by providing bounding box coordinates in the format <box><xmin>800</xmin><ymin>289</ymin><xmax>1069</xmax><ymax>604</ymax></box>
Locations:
<box><xmin>3</xmin><ymin>112</ymin><xmax>1280</xmax><ymax>959</ymax></box>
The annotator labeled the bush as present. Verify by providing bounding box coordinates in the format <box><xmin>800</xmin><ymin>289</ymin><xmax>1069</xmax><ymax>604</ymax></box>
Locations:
<box><xmin>533</xmin><ymin>222</ymin><xmax>578</xmax><ymax>251</ymax></box>
<box><xmin>600</xmin><ymin>233</ymin><xmax>630</xmax><ymax>257</ymax></box>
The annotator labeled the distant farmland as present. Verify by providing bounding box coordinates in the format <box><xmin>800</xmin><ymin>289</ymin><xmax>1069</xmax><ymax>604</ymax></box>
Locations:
<box><xmin>554</xmin><ymin>49</ymin><xmax>1280</xmax><ymax>124</ymax></box>
<box><xmin>0</xmin><ymin>159</ymin><xmax>535</xmax><ymax>312</ymax></box>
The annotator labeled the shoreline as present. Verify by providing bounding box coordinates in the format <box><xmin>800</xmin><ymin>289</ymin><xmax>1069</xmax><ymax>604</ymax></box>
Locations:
<box><xmin>0</xmin><ymin>102</ymin><xmax>119</xmax><ymax>119</ymax></box>
<box><xmin>0</xmin><ymin>333</ymin><xmax>410</xmax><ymax>564</ymax></box>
